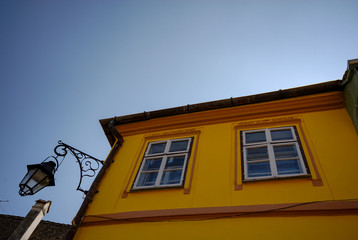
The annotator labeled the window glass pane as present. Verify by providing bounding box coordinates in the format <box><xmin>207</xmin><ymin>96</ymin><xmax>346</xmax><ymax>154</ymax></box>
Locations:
<box><xmin>247</xmin><ymin>147</ymin><xmax>269</xmax><ymax>161</ymax></box>
<box><xmin>248</xmin><ymin>162</ymin><xmax>271</xmax><ymax>177</ymax></box>
<box><xmin>245</xmin><ymin>131</ymin><xmax>266</xmax><ymax>144</ymax></box>
<box><xmin>164</xmin><ymin>156</ymin><xmax>185</xmax><ymax>169</ymax></box>
<box><xmin>160</xmin><ymin>170</ymin><xmax>182</xmax><ymax>185</ymax></box>
<box><xmin>148</xmin><ymin>142</ymin><xmax>166</xmax><ymax>154</ymax></box>
<box><xmin>273</xmin><ymin>145</ymin><xmax>298</xmax><ymax>159</ymax></box>
<box><xmin>271</xmin><ymin>129</ymin><xmax>294</xmax><ymax>141</ymax></box>
<box><xmin>276</xmin><ymin>160</ymin><xmax>302</xmax><ymax>175</ymax></box>
<box><xmin>142</xmin><ymin>158</ymin><xmax>162</xmax><ymax>171</ymax></box>
<box><xmin>169</xmin><ymin>140</ymin><xmax>189</xmax><ymax>152</ymax></box>
<box><xmin>137</xmin><ymin>172</ymin><xmax>158</xmax><ymax>186</ymax></box>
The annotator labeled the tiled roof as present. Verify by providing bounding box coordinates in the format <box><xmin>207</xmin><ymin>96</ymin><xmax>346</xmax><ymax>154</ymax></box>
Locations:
<box><xmin>0</xmin><ymin>214</ymin><xmax>70</xmax><ymax>240</ymax></box>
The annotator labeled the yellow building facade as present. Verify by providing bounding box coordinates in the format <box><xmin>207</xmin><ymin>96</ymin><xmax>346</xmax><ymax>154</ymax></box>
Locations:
<box><xmin>69</xmin><ymin>63</ymin><xmax>358</xmax><ymax>239</ymax></box>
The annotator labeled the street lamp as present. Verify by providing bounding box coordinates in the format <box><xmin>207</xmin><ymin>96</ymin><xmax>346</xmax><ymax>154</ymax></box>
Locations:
<box><xmin>19</xmin><ymin>162</ymin><xmax>56</xmax><ymax>196</ymax></box>
<box><xmin>19</xmin><ymin>140</ymin><xmax>103</xmax><ymax>196</ymax></box>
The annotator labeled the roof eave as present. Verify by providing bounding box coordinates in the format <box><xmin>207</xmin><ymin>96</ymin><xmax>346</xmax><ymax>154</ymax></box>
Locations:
<box><xmin>100</xmin><ymin>80</ymin><xmax>343</xmax><ymax>145</ymax></box>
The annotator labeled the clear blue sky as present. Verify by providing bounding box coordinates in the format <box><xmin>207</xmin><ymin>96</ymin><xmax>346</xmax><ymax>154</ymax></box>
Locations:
<box><xmin>0</xmin><ymin>0</ymin><xmax>357</xmax><ymax>224</ymax></box>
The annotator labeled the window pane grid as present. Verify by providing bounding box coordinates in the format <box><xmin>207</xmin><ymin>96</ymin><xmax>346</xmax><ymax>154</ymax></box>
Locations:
<box><xmin>133</xmin><ymin>138</ymin><xmax>191</xmax><ymax>189</ymax></box>
<box><xmin>137</xmin><ymin>172</ymin><xmax>159</xmax><ymax>186</ymax></box>
<box><xmin>247</xmin><ymin>161</ymin><xmax>271</xmax><ymax>178</ymax></box>
<box><xmin>245</xmin><ymin>159</ymin><xmax>270</xmax><ymax>163</ymax></box>
<box><xmin>146</xmin><ymin>138</ymin><xmax>191</xmax><ymax>156</ymax></box>
<box><xmin>243</xmin><ymin>127</ymin><xmax>307</xmax><ymax>180</ymax></box>
<box><xmin>169</xmin><ymin>140</ymin><xmax>190</xmax><ymax>152</ymax></box>
<box><xmin>163</xmin><ymin>168</ymin><xmax>183</xmax><ymax>171</ymax></box>
<box><xmin>160</xmin><ymin>169</ymin><xmax>184</xmax><ymax>185</ymax></box>
<box><xmin>245</xmin><ymin>131</ymin><xmax>266</xmax><ymax>144</ymax></box>
<box><xmin>275</xmin><ymin>157</ymin><xmax>300</xmax><ymax>161</ymax></box>
<box><xmin>140</xmin><ymin>170</ymin><xmax>160</xmax><ymax>173</ymax></box>
<box><xmin>270</xmin><ymin>129</ymin><xmax>294</xmax><ymax>141</ymax></box>
<box><xmin>163</xmin><ymin>167</ymin><xmax>183</xmax><ymax>171</ymax></box>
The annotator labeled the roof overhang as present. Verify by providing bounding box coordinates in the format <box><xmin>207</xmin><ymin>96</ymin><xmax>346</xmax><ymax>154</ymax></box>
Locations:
<box><xmin>100</xmin><ymin>80</ymin><xmax>343</xmax><ymax>145</ymax></box>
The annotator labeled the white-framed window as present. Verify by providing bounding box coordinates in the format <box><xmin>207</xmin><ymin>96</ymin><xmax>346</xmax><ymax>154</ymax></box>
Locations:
<box><xmin>132</xmin><ymin>138</ymin><xmax>192</xmax><ymax>190</ymax></box>
<box><xmin>242</xmin><ymin>127</ymin><xmax>308</xmax><ymax>180</ymax></box>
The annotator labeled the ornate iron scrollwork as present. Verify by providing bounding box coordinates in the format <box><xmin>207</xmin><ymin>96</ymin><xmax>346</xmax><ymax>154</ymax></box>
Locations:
<box><xmin>43</xmin><ymin>140</ymin><xmax>104</xmax><ymax>194</ymax></box>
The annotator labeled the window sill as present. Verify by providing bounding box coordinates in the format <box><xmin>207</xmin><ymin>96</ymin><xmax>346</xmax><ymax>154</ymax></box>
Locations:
<box><xmin>130</xmin><ymin>185</ymin><xmax>184</xmax><ymax>192</ymax></box>
<box><xmin>242</xmin><ymin>174</ymin><xmax>311</xmax><ymax>183</ymax></box>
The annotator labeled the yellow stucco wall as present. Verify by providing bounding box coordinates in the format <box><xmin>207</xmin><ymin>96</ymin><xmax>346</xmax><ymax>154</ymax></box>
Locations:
<box><xmin>84</xmin><ymin>108</ymin><xmax>358</xmax><ymax>214</ymax></box>
<box><xmin>74</xmin><ymin>93</ymin><xmax>358</xmax><ymax>239</ymax></box>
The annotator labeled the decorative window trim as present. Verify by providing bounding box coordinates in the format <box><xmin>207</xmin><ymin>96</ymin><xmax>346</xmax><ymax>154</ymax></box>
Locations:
<box><xmin>121</xmin><ymin>129</ymin><xmax>201</xmax><ymax>198</ymax></box>
<box><xmin>132</xmin><ymin>138</ymin><xmax>192</xmax><ymax>190</ymax></box>
<box><xmin>242</xmin><ymin>127</ymin><xmax>308</xmax><ymax>180</ymax></box>
<box><xmin>233</xmin><ymin>117</ymin><xmax>323</xmax><ymax>190</ymax></box>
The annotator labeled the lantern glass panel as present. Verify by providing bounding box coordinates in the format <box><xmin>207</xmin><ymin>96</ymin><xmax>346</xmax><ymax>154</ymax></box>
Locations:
<box><xmin>19</xmin><ymin>165</ymin><xmax>54</xmax><ymax>196</ymax></box>
<box><xmin>27</xmin><ymin>168</ymin><xmax>49</xmax><ymax>189</ymax></box>
<box><xmin>20</xmin><ymin>169</ymin><xmax>37</xmax><ymax>186</ymax></box>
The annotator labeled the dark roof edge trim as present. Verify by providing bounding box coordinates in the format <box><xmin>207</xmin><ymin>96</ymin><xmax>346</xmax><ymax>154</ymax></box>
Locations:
<box><xmin>100</xmin><ymin>80</ymin><xmax>342</xmax><ymax>145</ymax></box>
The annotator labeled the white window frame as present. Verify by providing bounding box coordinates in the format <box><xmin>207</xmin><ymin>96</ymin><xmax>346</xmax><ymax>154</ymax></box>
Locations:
<box><xmin>242</xmin><ymin>127</ymin><xmax>308</xmax><ymax>181</ymax></box>
<box><xmin>132</xmin><ymin>138</ymin><xmax>192</xmax><ymax>190</ymax></box>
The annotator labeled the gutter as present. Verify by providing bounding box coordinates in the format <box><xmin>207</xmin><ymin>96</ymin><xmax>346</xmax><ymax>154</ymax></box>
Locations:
<box><xmin>100</xmin><ymin>80</ymin><xmax>343</xmax><ymax>145</ymax></box>
<box><xmin>65</xmin><ymin>119</ymin><xmax>123</xmax><ymax>240</ymax></box>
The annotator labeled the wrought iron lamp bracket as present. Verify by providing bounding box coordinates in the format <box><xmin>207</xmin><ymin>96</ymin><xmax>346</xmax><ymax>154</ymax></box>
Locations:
<box><xmin>43</xmin><ymin>140</ymin><xmax>104</xmax><ymax>194</ymax></box>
